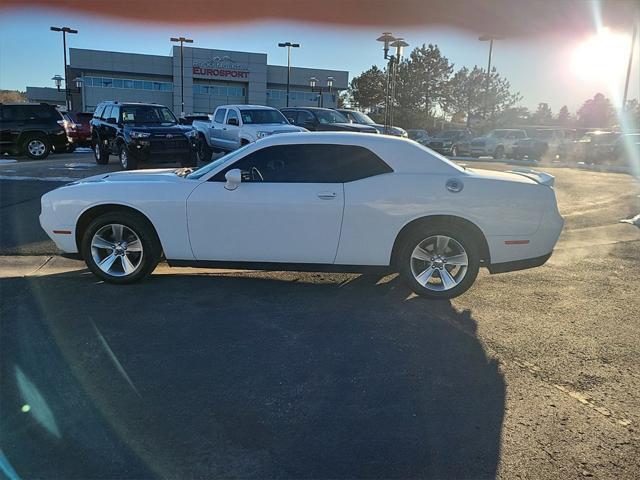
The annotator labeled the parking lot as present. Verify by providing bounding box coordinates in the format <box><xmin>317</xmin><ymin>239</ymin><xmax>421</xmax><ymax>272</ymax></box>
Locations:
<box><xmin>1</xmin><ymin>151</ymin><xmax>639</xmax><ymax>479</ymax></box>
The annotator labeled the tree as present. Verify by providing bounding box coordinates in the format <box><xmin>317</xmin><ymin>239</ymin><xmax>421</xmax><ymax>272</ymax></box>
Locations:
<box><xmin>393</xmin><ymin>44</ymin><xmax>454</xmax><ymax>126</ymax></box>
<box><xmin>446</xmin><ymin>66</ymin><xmax>521</xmax><ymax>127</ymax></box>
<box><xmin>530</xmin><ymin>103</ymin><xmax>554</xmax><ymax>125</ymax></box>
<box><xmin>557</xmin><ymin>105</ymin><xmax>571</xmax><ymax>126</ymax></box>
<box><xmin>577</xmin><ymin>93</ymin><xmax>615</xmax><ymax>128</ymax></box>
<box><xmin>494</xmin><ymin>106</ymin><xmax>530</xmax><ymax>127</ymax></box>
<box><xmin>349</xmin><ymin>65</ymin><xmax>386</xmax><ymax>111</ymax></box>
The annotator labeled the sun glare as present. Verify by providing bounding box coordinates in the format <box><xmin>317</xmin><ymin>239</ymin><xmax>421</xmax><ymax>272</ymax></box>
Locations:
<box><xmin>570</xmin><ymin>27</ymin><xmax>630</xmax><ymax>82</ymax></box>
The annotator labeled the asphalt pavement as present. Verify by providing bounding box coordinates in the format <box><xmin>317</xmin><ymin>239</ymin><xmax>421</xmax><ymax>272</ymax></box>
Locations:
<box><xmin>1</xmin><ymin>151</ymin><xmax>639</xmax><ymax>479</ymax></box>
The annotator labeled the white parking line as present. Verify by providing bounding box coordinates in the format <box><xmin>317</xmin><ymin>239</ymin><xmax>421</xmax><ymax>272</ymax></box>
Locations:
<box><xmin>0</xmin><ymin>159</ymin><xmax>18</xmax><ymax>165</ymax></box>
<box><xmin>0</xmin><ymin>175</ymin><xmax>76</xmax><ymax>182</ymax></box>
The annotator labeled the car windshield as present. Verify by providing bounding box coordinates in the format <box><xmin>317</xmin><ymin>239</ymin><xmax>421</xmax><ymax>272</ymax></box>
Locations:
<box><xmin>435</xmin><ymin>130</ymin><xmax>462</xmax><ymax>139</ymax></box>
<box><xmin>315</xmin><ymin>110</ymin><xmax>349</xmax><ymax>124</ymax></box>
<box><xmin>534</xmin><ymin>130</ymin><xmax>555</xmax><ymax>140</ymax></box>
<box><xmin>121</xmin><ymin>105</ymin><xmax>177</xmax><ymax>125</ymax></box>
<box><xmin>186</xmin><ymin>143</ymin><xmax>253</xmax><ymax>180</ymax></box>
<box><xmin>350</xmin><ymin>111</ymin><xmax>376</xmax><ymax>124</ymax></box>
<box><xmin>240</xmin><ymin>109</ymin><xmax>288</xmax><ymax>124</ymax></box>
<box><xmin>487</xmin><ymin>130</ymin><xmax>510</xmax><ymax>138</ymax></box>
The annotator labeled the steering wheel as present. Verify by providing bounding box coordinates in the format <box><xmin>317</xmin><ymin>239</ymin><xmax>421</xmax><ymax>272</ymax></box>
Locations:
<box><xmin>250</xmin><ymin>166</ymin><xmax>264</xmax><ymax>182</ymax></box>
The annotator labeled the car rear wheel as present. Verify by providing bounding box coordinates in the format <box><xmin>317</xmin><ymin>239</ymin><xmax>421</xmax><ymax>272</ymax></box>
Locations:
<box><xmin>119</xmin><ymin>144</ymin><xmax>138</xmax><ymax>170</ymax></box>
<box><xmin>81</xmin><ymin>212</ymin><xmax>161</xmax><ymax>284</ymax></box>
<box><xmin>93</xmin><ymin>137</ymin><xmax>109</xmax><ymax>165</ymax></box>
<box><xmin>23</xmin><ymin>135</ymin><xmax>51</xmax><ymax>160</ymax></box>
<box><xmin>398</xmin><ymin>225</ymin><xmax>480</xmax><ymax>299</ymax></box>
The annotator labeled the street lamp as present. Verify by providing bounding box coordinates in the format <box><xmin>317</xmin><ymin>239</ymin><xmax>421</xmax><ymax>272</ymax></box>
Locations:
<box><xmin>479</xmin><ymin>34</ymin><xmax>503</xmax><ymax>119</ymax></box>
<box><xmin>309</xmin><ymin>77</ymin><xmax>321</xmax><ymax>107</ymax></box>
<box><xmin>50</xmin><ymin>26</ymin><xmax>78</xmax><ymax>111</ymax></box>
<box><xmin>388</xmin><ymin>39</ymin><xmax>408</xmax><ymax>127</ymax></box>
<box><xmin>52</xmin><ymin>75</ymin><xmax>63</xmax><ymax>91</ymax></box>
<box><xmin>278</xmin><ymin>42</ymin><xmax>300</xmax><ymax>107</ymax></box>
<box><xmin>170</xmin><ymin>36</ymin><xmax>194</xmax><ymax>116</ymax></box>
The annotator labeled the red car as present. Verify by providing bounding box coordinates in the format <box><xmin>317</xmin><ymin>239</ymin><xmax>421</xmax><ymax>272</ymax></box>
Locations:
<box><xmin>62</xmin><ymin>112</ymin><xmax>92</xmax><ymax>151</ymax></box>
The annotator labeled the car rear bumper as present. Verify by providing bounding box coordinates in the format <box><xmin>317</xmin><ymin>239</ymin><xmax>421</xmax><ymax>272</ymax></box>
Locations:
<box><xmin>488</xmin><ymin>252</ymin><xmax>552</xmax><ymax>274</ymax></box>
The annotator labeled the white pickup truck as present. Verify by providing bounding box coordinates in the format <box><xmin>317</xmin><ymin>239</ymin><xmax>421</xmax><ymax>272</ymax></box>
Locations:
<box><xmin>192</xmin><ymin>104</ymin><xmax>305</xmax><ymax>161</ymax></box>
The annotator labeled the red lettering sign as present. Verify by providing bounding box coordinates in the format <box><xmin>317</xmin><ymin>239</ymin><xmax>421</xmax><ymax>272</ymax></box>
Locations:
<box><xmin>193</xmin><ymin>66</ymin><xmax>249</xmax><ymax>79</ymax></box>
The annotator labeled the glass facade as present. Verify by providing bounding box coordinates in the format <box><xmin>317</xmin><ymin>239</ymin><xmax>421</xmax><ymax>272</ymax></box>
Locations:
<box><xmin>193</xmin><ymin>85</ymin><xmax>246</xmax><ymax>97</ymax></box>
<box><xmin>83</xmin><ymin>76</ymin><xmax>173</xmax><ymax>91</ymax></box>
<box><xmin>266</xmin><ymin>89</ymin><xmax>319</xmax><ymax>102</ymax></box>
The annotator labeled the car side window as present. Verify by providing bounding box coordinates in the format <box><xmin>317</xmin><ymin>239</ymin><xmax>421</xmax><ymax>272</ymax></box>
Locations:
<box><xmin>211</xmin><ymin>144</ymin><xmax>393</xmax><ymax>183</ymax></box>
<box><xmin>214</xmin><ymin>109</ymin><xmax>226</xmax><ymax>124</ymax></box>
<box><xmin>93</xmin><ymin>104</ymin><xmax>105</xmax><ymax>119</ymax></box>
<box><xmin>110</xmin><ymin>106</ymin><xmax>120</xmax><ymax>122</ymax></box>
<box><xmin>226</xmin><ymin>109</ymin><xmax>239</xmax><ymax>125</ymax></box>
<box><xmin>101</xmin><ymin>105</ymin><xmax>113</xmax><ymax>120</ymax></box>
<box><xmin>297</xmin><ymin>111</ymin><xmax>315</xmax><ymax>125</ymax></box>
<box><xmin>282</xmin><ymin>110</ymin><xmax>297</xmax><ymax>124</ymax></box>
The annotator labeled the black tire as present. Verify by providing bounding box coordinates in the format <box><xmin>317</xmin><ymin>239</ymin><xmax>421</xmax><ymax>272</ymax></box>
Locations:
<box><xmin>196</xmin><ymin>134</ymin><xmax>213</xmax><ymax>163</ymax></box>
<box><xmin>23</xmin><ymin>134</ymin><xmax>51</xmax><ymax>160</ymax></box>
<box><xmin>67</xmin><ymin>144</ymin><xmax>76</xmax><ymax>153</ymax></box>
<box><xmin>397</xmin><ymin>223</ymin><xmax>481</xmax><ymax>299</ymax></box>
<box><xmin>81</xmin><ymin>211</ymin><xmax>161</xmax><ymax>284</ymax></box>
<box><xmin>493</xmin><ymin>145</ymin><xmax>505</xmax><ymax>159</ymax></box>
<box><xmin>450</xmin><ymin>145</ymin><xmax>459</xmax><ymax>157</ymax></box>
<box><xmin>93</xmin><ymin>136</ymin><xmax>109</xmax><ymax>165</ymax></box>
<box><xmin>119</xmin><ymin>143</ymin><xmax>138</xmax><ymax>170</ymax></box>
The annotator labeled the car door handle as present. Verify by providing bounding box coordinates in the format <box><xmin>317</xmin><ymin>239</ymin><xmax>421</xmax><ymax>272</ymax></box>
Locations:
<box><xmin>317</xmin><ymin>191</ymin><xmax>337</xmax><ymax>200</ymax></box>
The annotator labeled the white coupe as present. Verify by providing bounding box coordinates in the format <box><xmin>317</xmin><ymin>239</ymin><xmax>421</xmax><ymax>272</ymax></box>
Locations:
<box><xmin>40</xmin><ymin>132</ymin><xmax>564</xmax><ymax>298</ymax></box>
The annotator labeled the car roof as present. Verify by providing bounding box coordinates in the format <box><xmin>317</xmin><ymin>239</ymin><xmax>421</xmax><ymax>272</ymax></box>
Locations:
<box><xmin>282</xmin><ymin>107</ymin><xmax>336</xmax><ymax>112</ymax></box>
<box><xmin>232</xmin><ymin>132</ymin><xmax>463</xmax><ymax>176</ymax></box>
<box><xmin>99</xmin><ymin>101</ymin><xmax>165</xmax><ymax>107</ymax></box>
<box><xmin>220</xmin><ymin>104</ymin><xmax>276</xmax><ymax>110</ymax></box>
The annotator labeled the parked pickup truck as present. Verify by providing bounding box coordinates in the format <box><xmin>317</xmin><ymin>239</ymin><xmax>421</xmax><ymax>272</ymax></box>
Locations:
<box><xmin>192</xmin><ymin>104</ymin><xmax>305</xmax><ymax>161</ymax></box>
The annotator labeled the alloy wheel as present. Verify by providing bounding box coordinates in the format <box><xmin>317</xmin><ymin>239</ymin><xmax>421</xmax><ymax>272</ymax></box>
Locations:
<box><xmin>120</xmin><ymin>148</ymin><xmax>128</xmax><ymax>169</ymax></box>
<box><xmin>91</xmin><ymin>224</ymin><xmax>143</xmax><ymax>277</ymax></box>
<box><xmin>410</xmin><ymin>235</ymin><xmax>468</xmax><ymax>291</ymax></box>
<box><xmin>27</xmin><ymin>139</ymin><xmax>46</xmax><ymax>157</ymax></box>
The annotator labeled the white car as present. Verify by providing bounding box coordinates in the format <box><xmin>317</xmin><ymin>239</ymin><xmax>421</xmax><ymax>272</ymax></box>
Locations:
<box><xmin>192</xmin><ymin>105</ymin><xmax>305</xmax><ymax>161</ymax></box>
<box><xmin>40</xmin><ymin>133</ymin><xmax>563</xmax><ymax>298</ymax></box>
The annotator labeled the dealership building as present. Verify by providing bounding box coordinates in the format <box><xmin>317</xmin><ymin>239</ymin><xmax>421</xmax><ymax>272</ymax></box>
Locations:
<box><xmin>27</xmin><ymin>46</ymin><xmax>349</xmax><ymax>114</ymax></box>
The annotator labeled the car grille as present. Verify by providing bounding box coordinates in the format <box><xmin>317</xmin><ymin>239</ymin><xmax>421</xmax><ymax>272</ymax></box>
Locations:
<box><xmin>150</xmin><ymin>135</ymin><xmax>189</xmax><ymax>152</ymax></box>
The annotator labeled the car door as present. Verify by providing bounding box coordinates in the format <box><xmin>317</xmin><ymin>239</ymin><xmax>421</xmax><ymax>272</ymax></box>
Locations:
<box><xmin>210</xmin><ymin>108</ymin><xmax>227</xmax><ymax>150</ymax></box>
<box><xmin>222</xmin><ymin>108</ymin><xmax>241</xmax><ymax>150</ymax></box>
<box><xmin>186</xmin><ymin>143</ymin><xmax>345</xmax><ymax>263</ymax></box>
<box><xmin>296</xmin><ymin>110</ymin><xmax>319</xmax><ymax>131</ymax></box>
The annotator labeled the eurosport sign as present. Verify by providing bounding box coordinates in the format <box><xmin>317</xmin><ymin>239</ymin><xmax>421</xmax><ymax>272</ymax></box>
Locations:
<box><xmin>193</xmin><ymin>56</ymin><xmax>249</xmax><ymax>79</ymax></box>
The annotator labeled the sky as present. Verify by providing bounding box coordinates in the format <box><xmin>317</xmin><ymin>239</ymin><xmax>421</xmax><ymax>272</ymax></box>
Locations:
<box><xmin>1</xmin><ymin>6</ymin><xmax>638</xmax><ymax>114</ymax></box>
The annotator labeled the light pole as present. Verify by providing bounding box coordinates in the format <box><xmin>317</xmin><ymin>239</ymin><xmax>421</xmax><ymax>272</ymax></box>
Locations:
<box><xmin>389</xmin><ymin>39</ymin><xmax>408</xmax><ymax>128</ymax></box>
<box><xmin>622</xmin><ymin>21</ymin><xmax>638</xmax><ymax>110</ymax></box>
<box><xmin>50</xmin><ymin>26</ymin><xmax>78</xmax><ymax>111</ymax></box>
<box><xmin>278</xmin><ymin>42</ymin><xmax>300</xmax><ymax>107</ymax></box>
<box><xmin>479</xmin><ymin>35</ymin><xmax>502</xmax><ymax>120</ymax></box>
<box><xmin>377</xmin><ymin>32</ymin><xmax>396</xmax><ymax>132</ymax></box>
<box><xmin>309</xmin><ymin>77</ymin><xmax>320</xmax><ymax>107</ymax></box>
<box><xmin>327</xmin><ymin>76</ymin><xmax>334</xmax><ymax>107</ymax></box>
<box><xmin>170</xmin><ymin>36</ymin><xmax>194</xmax><ymax>116</ymax></box>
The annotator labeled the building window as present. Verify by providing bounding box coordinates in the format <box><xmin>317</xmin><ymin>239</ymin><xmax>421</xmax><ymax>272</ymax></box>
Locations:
<box><xmin>193</xmin><ymin>84</ymin><xmax>246</xmax><ymax>98</ymax></box>
<box><xmin>83</xmin><ymin>76</ymin><xmax>173</xmax><ymax>92</ymax></box>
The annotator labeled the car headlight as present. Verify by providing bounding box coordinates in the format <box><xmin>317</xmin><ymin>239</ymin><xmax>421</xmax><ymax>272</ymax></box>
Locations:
<box><xmin>256</xmin><ymin>131</ymin><xmax>271</xmax><ymax>139</ymax></box>
<box><xmin>185</xmin><ymin>129</ymin><xmax>198</xmax><ymax>138</ymax></box>
<box><xmin>130</xmin><ymin>131</ymin><xmax>151</xmax><ymax>139</ymax></box>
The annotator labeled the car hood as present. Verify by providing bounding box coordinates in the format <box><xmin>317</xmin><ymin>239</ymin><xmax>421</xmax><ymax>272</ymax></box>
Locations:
<box><xmin>466</xmin><ymin>167</ymin><xmax>551</xmax><ymax>185</ymax></box>
<box><xmin>68</xmin><ymin>168</ymin><xmax>186</xmax><ymax>185</ymax></box>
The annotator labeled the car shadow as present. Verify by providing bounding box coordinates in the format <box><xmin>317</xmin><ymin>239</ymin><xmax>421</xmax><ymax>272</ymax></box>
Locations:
<box><xmin>1</xmin><ymin>269</ymin><xmax>505</xmax><ymax>479</ymax></box>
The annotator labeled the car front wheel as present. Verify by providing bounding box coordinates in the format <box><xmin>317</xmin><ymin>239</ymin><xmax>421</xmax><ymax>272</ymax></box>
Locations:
<box><xmin>93</xmin><ymin>137</ymin><xmax>109</xmax><ymax>165</ymax></box>
<box><xmin>398</xmin><ymin>225</ymin><xmax>480</xmax><ymax>299</ymax></box>
<box><xmin>81</xmin><ymin>212</ymin><xmax>161</xmax><ymax>284</ymax></box>
<box><xmin>119</xmin><ymin>144</ymin><xmax>138</xmax><ymax>170</ymax></box>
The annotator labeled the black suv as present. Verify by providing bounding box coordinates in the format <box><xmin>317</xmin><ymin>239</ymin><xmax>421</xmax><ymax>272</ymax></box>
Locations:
<box><xmin>280</xmin><ymin>107</ymin><xmax>378</xmax><ymax>134</ymax></box>
<box><xmin>90</xmin><ymin>101</ymin><xmax>197</xmax><ymax>170</ymax></box>
<box><xmin>0</xmin><ymin>103</ymin><xmax>68</xmax><ymax>159</ymax></box>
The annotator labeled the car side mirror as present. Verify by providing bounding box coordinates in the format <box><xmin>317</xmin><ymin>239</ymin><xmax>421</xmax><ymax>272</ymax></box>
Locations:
<box><xmin>178</xmin><ymin>118</ymin><xmax>186</xmax><ymax>125</ymax></box>
<box><xmin>106</xmin><ymin>117</ymin><xmax>117</xmax><ymax>124</ymax></box>
<box><xmin>225</xmin><ymin>168</ymin><xmax>242</xmax><ymax>191</ymax></box>
<box><xmin>227</xmin><ymin>118</ymin><xmax>239</xmax><ymax>126</ymax></box>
